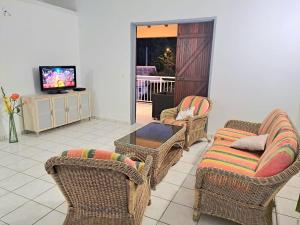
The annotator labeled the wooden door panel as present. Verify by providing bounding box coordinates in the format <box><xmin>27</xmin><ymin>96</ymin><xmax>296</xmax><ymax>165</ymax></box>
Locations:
<box><xmin>175</xmin><ymin>21</ymin><xmax>214</xmax><ymax>105</ymax></box>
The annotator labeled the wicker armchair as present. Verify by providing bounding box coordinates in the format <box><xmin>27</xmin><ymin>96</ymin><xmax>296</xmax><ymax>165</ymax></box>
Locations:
<box><xmin>193</xmin><ymin>118</ymin><xmax>300</xmax><ymax>225</ymax></box>
<box><xmin>160</xmin><ymin>96</ymin><xmax>212</xmax><ymax>147</ymax></box>
<box><xmin>45</xmin><ymin>155</ymin><xmax>153</xmax><ymax>225</ymax></box>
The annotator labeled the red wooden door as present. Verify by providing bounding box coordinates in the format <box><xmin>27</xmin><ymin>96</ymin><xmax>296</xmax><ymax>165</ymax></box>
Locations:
<box><xmin>174</xmin><ymin>21</ymin><xmax>214</xmax><ymax>105</ymax></box>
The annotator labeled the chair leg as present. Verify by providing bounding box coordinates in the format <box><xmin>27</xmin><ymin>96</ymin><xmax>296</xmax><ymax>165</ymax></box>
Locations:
<box><xmin>193</xmin><ymin>209</ymin><xmax>201</xmax><ymax>221</ymax></box>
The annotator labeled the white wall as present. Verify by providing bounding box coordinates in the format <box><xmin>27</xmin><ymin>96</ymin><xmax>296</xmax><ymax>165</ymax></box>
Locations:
<box><xmin>0</xmin><ymin>0</ymin><xmax>81</xmax><ymax>136</ymax></box>
<box><xmin>77</xmin><ymin>0</ymin><xmax>300</xmax><ymax>133</ymax></box>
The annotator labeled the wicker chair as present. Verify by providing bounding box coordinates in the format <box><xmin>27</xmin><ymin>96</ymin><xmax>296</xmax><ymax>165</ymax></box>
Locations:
<box><xmin>160</xmin><ymin>96</ymin><xmax>212</xmax><ymax>147</ymax></box>
<box><xmin>193</xmin><ymin>117</ymin><xmax>300</xmax><ymax>225</ymax></box>
<box><xmin>45</xmin><ymin>155</ymin><xmax>153</xmax><ymax>225</ymax></box>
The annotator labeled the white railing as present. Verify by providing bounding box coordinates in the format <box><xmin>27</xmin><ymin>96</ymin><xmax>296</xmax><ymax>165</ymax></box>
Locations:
<box><xmin>136</xmin><ymin>75</ymin><xmax>175</xmax><ymax>102</ymax></box>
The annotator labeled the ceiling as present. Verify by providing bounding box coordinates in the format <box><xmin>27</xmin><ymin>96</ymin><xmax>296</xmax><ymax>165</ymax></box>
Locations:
<box><xmin>37</xmin><ymin>0</ymin><xmax>77</xmax><ymax>11</ymax></box>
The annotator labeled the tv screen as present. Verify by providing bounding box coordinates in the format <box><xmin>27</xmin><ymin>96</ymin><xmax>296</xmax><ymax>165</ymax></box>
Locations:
<box><xmin>39</xmin><ymin>66</ymin><xmax>76</xmax><ymax>91</ymax></box>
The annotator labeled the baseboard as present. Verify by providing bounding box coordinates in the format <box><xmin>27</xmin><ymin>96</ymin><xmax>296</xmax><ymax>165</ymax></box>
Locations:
<box><xmin>91</xmin><ymin>116</ymin><xmax>131</xmax><ymax>125</ymax></box>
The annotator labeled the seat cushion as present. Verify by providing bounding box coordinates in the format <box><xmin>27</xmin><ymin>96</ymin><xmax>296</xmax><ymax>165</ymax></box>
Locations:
<box><xmin>258</xmin><ymin>109</ymin><xmax>288</xmax><ymax>135</ymax></box>
<box><xmin>214</xmin><ymin>128</ymin><xmax>257</xmax><ymax>142</ymax></box>
<box><xmin>199</xmin><ymin>141</ymin><xmax>260</xmax><ymax>176</ymax></box>
<box><xmin>178</xmin><ymin>96</ymin><xmax>210</xmax><ymax>116</ymax></box>
<box><xmin>162</xmin><ymin>117</ymin><xmax>187</xmax><ymax>126</ymax></box>
<box><xmin>255</xmin><ymin>130</ymin><xmax>298</xmax><ymax>177</ymax></box>
<box><xmin>62</xmin><ymin>149</ymin><xmax>145</xmax><ymax>172</ymax></box>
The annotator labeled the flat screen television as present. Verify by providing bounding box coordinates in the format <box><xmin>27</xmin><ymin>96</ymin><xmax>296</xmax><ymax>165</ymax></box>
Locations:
<box><xmin>39</xmin><ymin>66</ymin><xmax>76</xmax><ymax>94</ymax></box>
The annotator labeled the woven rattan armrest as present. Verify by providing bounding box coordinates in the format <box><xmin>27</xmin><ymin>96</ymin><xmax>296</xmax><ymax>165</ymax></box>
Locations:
<box><xmin>45</xmin><ymin>157</ymin><xmax>147</xmax><ymax>185</ymax></box>
<box><xmin>224</xmin><ymin>120</ymin><xmax>261</xmax><ymax>134</ymax></box>
<box><xmin>160</xmin><ymin>107</ymin><xmax>177</xmax><ymax>121</ymax></box>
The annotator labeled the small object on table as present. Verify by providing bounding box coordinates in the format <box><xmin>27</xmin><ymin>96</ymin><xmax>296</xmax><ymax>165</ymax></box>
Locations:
<box><xmin>115</xmin><ymin>122</ymin><xmax>186</xmax><ymax>189</ymax></box>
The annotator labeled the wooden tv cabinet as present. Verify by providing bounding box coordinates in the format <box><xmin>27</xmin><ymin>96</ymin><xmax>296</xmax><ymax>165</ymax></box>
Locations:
<box><xmin>22</xmin><ymin>91</ymin><xmax>91</xmax><ymax>134</ymax></box>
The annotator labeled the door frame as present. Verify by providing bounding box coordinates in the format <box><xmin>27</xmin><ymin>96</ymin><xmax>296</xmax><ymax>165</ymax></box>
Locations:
<box><xmin>130</xmin><ymin>17</ymin><xmax>217</xmax><ymax>124</ymax></box>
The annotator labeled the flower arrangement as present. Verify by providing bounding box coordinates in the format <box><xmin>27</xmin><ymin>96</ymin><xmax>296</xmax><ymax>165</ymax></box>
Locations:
<box><xmin>1</xmin><ymin>86</ymin><xmax>23</xmax><ymax>143</ymax></box>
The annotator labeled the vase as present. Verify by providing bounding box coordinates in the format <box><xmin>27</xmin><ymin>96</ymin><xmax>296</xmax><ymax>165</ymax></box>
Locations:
<box><xmin>8</xmin><ymin>113</ymin><xmax>18</xmax><ymax>143</ymax></box>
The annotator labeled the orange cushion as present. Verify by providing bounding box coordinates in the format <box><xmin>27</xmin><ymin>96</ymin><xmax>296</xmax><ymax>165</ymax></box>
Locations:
<box><xmin>198</xmin><ymin>142</ymin><xmax>260</xmax><ymax>176</ymax></box>
<box><xmin>62</xmin><ymin>149</ymin><xmax>145</xmax><ymax>172</ymax></box>
<box><xmin>178</xmin><ymin>96</ymin><xmax>210</xmax><ymax>116</ymax></box>
<box><xmin>214</xmin><ymin>128</ymin><xmax>256</xmax><ymax>142</ymax></box>
<box><xmin>258</xmin><ymin>109</ymin><xmax>288</xmax><ymax>135</ymax></box>
<box><xmin>162</xmin><ymin>117</ymin><xmax>187</xmax><ymax>126</ymax></box>
<box><xmin>255</xmin><ymin>130</ymin><xmax>297</xmax><ymax>177</ymax></box>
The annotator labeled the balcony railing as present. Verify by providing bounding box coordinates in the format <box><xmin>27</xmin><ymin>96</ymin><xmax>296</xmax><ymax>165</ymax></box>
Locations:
<box><xmin>136</xmin><ymin>75</ymin><xmax>175</xmax><ymax>102</ymax></box>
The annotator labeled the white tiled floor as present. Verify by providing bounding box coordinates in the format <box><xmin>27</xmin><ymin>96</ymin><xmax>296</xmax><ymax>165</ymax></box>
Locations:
<box><xmin>0</xmin><ymin>119</ymin><xmax>299</xmax><ymax>225</ymax></box>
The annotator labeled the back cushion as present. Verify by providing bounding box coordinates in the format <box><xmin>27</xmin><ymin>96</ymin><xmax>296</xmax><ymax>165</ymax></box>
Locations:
<box><xmin>266</xmin><ymin>116</ymin><xmax>295</xmax><ymax>146</ymax></box>
<box><xmin>62</xmin><ymin>149</ymin><xmax>145</xmax><ymax>172</ymax></box>
<box><xmin>255</xmin><ymin>130</ymin><xmax>298</xmax><ymax>177</ymax></box>
<box><xmin>178</xmin><ymin>96</ymin><xmax>210</xmax><ymax>116</ymax></box>
<box><xmin>258</xmin><ymin>109</ymin><xmax>288</xmax><ymax>135</ymax></box>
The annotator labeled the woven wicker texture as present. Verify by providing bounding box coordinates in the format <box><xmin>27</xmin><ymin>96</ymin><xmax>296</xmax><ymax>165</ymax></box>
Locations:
<box><xmin>115</xmin><ymin>125</ymin><xmax>186</xmax><ymax>189</ymax></box>
<box><xmin>160</xmin><ymin>97</ymin><xmax>213</xmax><ymax>147</ymax></box>
<box><xmin>193</xmin><ymin>116</ymin><xmax>300</xmax><ymax>225</ymax></box>
<box><xmin>45</xmin><ymin>155</ymin><xmax>153</xmax><ymax>225</ymax></box>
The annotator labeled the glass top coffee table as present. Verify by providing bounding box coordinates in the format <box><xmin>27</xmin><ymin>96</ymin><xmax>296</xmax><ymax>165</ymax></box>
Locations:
<box><xmin>114</xmin><ymin>122</ymin><xmax>186</xmax><ymax>189</ymax></box>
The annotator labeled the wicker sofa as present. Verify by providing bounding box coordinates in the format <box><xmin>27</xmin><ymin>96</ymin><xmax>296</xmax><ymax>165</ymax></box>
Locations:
<box><xmin>193</xmin><ymin>109</ymin><xmax>300</xmax><ymax>225</ymax></box>
<box><xmin>160</xmin><ymin>96</ymin><xmax>212</xmax><ymax>147</ymax></box>
<box><xmin>45</xmin><ymin>150</ymin><xmax>153</xmax><ymax>225</ymax></box>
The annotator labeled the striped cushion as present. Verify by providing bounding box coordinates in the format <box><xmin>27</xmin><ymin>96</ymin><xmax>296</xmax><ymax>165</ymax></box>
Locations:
<box><xmin>178</xmin><ymin>96</ymin><xmax>210</xmax><ymax>116</ymax></box>
<box><xmin>162</xmin><ymin>117</ymin><xmax>187</xmax><ymax>126</ymax></box>
<box><xmin>199</xmin><ymin>142</ymin><xmax>260</xmax><ymax>176</ymax></box>
<box><xmin>258</xmin><ymin>109</ymin><xmax>288</xmax><ymax>135</ymax></box>
<box><xmin>255</xmin><ymin>131</ymin><xmax>298</xmax><ymax>177</ymax></box>
<box><xmin>214</xmin><ymin>128</ymin><xmax>256</xmax><ymax>142</ymax></box>
<box><xmin>62</xmin><ymin>149</ymin><xmax>145</xmax><ymax>172</ymax></box>
<box><xmin>266</xmin><ymin>116</ymin><xmax>295</xmax><ymax>146</ymax></box>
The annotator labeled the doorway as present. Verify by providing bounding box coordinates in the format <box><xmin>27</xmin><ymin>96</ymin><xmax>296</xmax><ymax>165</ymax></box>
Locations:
<box><xmin>131</xmin><ymin>18</ymin><xmax>215</xmax><ymax>125</ymax></box>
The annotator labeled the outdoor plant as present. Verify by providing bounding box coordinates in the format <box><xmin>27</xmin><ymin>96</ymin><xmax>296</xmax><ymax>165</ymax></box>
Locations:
<box><xmin>1</xmin><ymin>86</ymin><xmax>24</xmax><ymax>143</ymax></box>
<box><xmin>152</xmin><ymin>47</ymin><xmax>176</xmax><ymax>77</ymax></box>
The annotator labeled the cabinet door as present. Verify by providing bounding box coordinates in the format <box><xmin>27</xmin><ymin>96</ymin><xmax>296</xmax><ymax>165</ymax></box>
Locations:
<box><xmin>80</xmin><ymin>92</ymin><xmax>91</xmax><ymax>119</ymax></box>
<box><xmin>52</xmin><ymin>96</ymin><xmax>67</xmax><ymax>127</ymax></box>
<box><xmin>36</xmin><ymin>98</ymin><xmax>53</xmax><ymax>131</ymax></box>
<box><xmin>67</xmin><ymin>94</ymin><xmax>80</xmax><ymax>123</ymax></box>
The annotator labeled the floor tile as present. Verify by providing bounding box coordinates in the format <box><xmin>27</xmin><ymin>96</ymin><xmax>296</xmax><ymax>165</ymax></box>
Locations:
<box><xmin>145</xmin><ymin>196</ymin><xmax>170</xmax><ymax>220</ymax></box>
<box><xmin>181</xmin><ymin>152</ymin><xmax>199</xmax><ymax>164</ymax></box>
<box><xmin>0</xmin><ymin>221</ymin><xmax>8</xmax><ymax>225</ymax></box>
<box><xmin>23</xmin><ymin>163</ymin><xmax>47</xmax><ymax>178</ymax></box>
<box><xmin>152</xmin><ymin>182</ymin><xmax>180</xmax><ymax>201</ymax></box>
<box><xmin>0</xmin><ymin>166</ymin><xmax>17</xmax><ymax>181</ymax></box>
<box><xmin>171</xmin><ymin>161</ymin><xmax>193</xmax><ymax>174</ymax></box>
<box><xmin>275</xmin><ymin>197</ymin><xmax>299</xmax><ymax>218</ymax></box>
<box><xmin>39</xmin><ymin>174</ymin><xmax>55</xmax><ymax>184</ymax></box>
<box><xmin>0</xmin><ymin>193</ymin><xmax>28</xmax><ymax>217</ymax></box>
<box><xmin>172</xmin><ymin>187</ymin><xmax>194</xmax><ymax>208</ymax></box>
<box><xmin>0</xmin><ymin>173</ymin><xmax>35</xmax><ymax>191</ymax></box>
<box><xmin>34</xmin><ymin>210</ymin><xmax>66</xmax><ymax>225</ymax></box>
<box><xmin>1</xmin><ymin>201</ymin><xmax>51</xmax><ymax>225</ymax></box>
<box><xmin>0</xmin><ymin>188</ymin><xmax>8</xmax><ymax>197</ymax></box>
<box><xmin>273</xmin><ymin>212</ymin><xmax>298</xmax><ymax>225</ymax></box>
<box><xmin>28</xmin><ymin>151</ymin><xmax>56</xmax><ymax>162</ymax></box>
<box><xmin>34</xmin><ymin>186</ymin><xmax>65</xmax><ymax>209</ymax></box>
<box><xmin>277</xmin><ymin>185</ymin><xmax>300</xmax><ymax>201</ymax></box>
<box><xmin>5</xmin><ymin>157</ymin><xmax>39</xmax><ymax>172</ymax></box>
<box><xmin>160</xmin><ymin>203</ymin><xmax>197</xmax><ymax>225</ymax></box>
<box><xmin>182</xmin><ymin>175</ymin><xmax>195</xmax><ymax>190</ymax></box>
<box><xmin>286</xmin><ymin>175</ymin><xmax>300</xmax><ymax>188</ymax></box>
<box><xmin>14</xmin><ymin>179</ymin><xmax>54</xmax><ymax>199</ymax></box>
<box><xmin>197</xmin><ymin>214</ymin><xmax>237</xmax><ymax>225</ymax></box>
<box><xmin>142</xmin><ymin>216</ymin><xmax>158</xmax><ymax>225</ymax></box>
<box><xmin>55</xmin><ymin>202</ymin><xmax>68</xmax><ymax>214</ymax></box>
<box><xmin>163</xmin><ymin>170</ymin><xmax>187</xmax><ymax>186</ymax></box>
